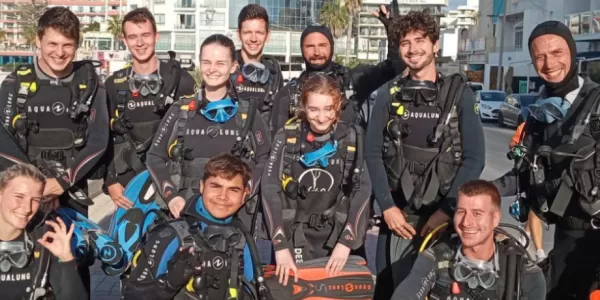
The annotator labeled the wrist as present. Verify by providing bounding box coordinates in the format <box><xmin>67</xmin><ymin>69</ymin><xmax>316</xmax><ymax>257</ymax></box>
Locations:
<box><xmin>58</xmin><ymin>254</ymin><xmax>74</xmax><ymax>263</ymax></box>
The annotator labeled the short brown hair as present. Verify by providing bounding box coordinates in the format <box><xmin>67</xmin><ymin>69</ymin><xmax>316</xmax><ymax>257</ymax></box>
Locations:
<box><xmin>0</xmin><ymin>164</ymin><xmax>45</xmax><ymax>192</ymax></box>
<box><xmin>203</xmin><ymin>154</ymin><xmax>251</xmax><ymax>187</ymax></box>
<box><xmin>238</xmin><ymin>4</ymin><xmax>269</xmax><ymax>30</ymax></box>
<box><xmin>122</xmin><ymin>7</ymin><xmax>157</xmax><ymax>36</ymax></box>
<box><xmin>299</xmin><ymin>75</ymin><xmax>343</xmax><ymax>121</ymax></box>
<box><xmin>458</xmin><ymin>180</ymin><xmax>501</xmax><ymax>209</ymax></box>
<box><xmin>37</xmin><ymin>7</ymin><xmax>80</xmax><ymax>45</ymax></box>
<box><xmin>391</xmin><ymin>10</ymin><xmax>440</xmax><ymax>45</ymax></box>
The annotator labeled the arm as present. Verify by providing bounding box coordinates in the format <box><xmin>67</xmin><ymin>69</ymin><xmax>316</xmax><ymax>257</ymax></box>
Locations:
<box><xmin>519</xmin><ymin>263</ymin><xmax>546</xmax><ymax>299</ymax></box>
<box><xmin>365</xmin><ymin>84</ymin><xmax>396</xmax><ymax>212</ymax></box>
<box><xmin>104</xmin><ymin>76</ymin><xmax>119</xmax><ymax>187</ymax></box>
<box><xmin>249</xmin><ymin>111</ymin><xmax>272</xmax><ymax>195</ymax></box>
<box><xmin>338</xmin><ymin>161</ymin><xmax>372</xmax><ymax>249</ymax></box>
<box><xmin>146</xmin><ymin>105</ymin><xmax>180</xmax><ymax>203</ymax></box>
<box><xmin>261</xmin><ymin>129</ymin><xmax>289</xmax><ymax>251</ymax></box>
<box><xmin>438</xmin><ymin>87</ymin><xmax>485</xmax><ymax>216</ymax></box>
<box><xmin>49</xmin><ymin>259</ymin><xmax>89</xmax><ymax>300</ymax></box>
<box><xmin>269</xmin><ymin>85</ymin><xmax>292</xmax><ymax>137</ymax></box>
<box><xmin>390</xmin><ymin>250</ymin><xmax>437</xmax><ymax>300</ymax></box>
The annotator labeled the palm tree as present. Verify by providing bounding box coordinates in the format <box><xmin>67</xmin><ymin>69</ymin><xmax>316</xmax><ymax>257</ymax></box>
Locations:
<box><xmin>319</xmin><ymin>0</ymin><xmax>349</xmax><ymax>39</ymax></box>
<box><xmin>341</xmin><ymin>0</ymin><xmax>362</xmax><ymax>64</ymax></box>
<box><xmin>107</xmin><ymin>15</ymin><xmax>123</xmax><ymax>50</ymax></box>
<box><xmin>23</xmin><ymin>26</ymin><xmax>37</xmax><ymax>49</ymax></box>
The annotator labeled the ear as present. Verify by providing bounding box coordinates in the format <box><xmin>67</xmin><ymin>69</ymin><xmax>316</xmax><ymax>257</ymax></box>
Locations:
<box><xmin>237</xmin><ymin>29</ymin><xmax>242</xmax><ymax>41</ymax></box>
<box><xmin>266</xmin><ymin>30</ymin><xmax>271</xmax><ymax>43</ymax></box>
<box><xmin>155</xmin><ymin>32</ymin><xmax>160</xmax><ymax>44</ymax></box>
<box><xmin>230</xmin><ymin>60</ymin><xmax>238</xmax><ymax>74</ymax></box>
<box><xmin>35</xmin><ymin>35</ymin><xmax>41</xmax><ymax>49</ymax></box>
<box><xmin>492</xmin><ymin>209</ymin><xmax>501</xmax><ymax>228</ymax></box>
<box><xmin>433</xmin><ymin>40</ymin><xmax>440</xmax><ymax>55</ymax></box>
<box><xmin>199</xmin><ymin>181</ymin><xmax>204</xmax><ymax>195</ymax></box>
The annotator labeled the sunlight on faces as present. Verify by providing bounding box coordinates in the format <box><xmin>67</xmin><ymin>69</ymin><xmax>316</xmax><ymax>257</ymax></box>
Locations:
<box><xmin>122</xmin><ymin>20</ymin><xmax>158</xmax><ymax>63</ymax></box>
<box><xmin>0</xmin><ymin>177</ymin><xmax>43</xmax><ymax>231</ymax></box>
<box><xmin>305</xmin><ymin>92</ymin><xmax>338</xmax><ymax>134</ymax></box>
<box><xmin>302</xmin><ymin>33</ymin><xmax>331</xmax><ymax>66</ymax></box>
<box><xmin>530</xmin><ymin>34</ymin><xmax>571</xmax><ymax>84</ymax></box>
<box><xmin>199</xmin><ymin>175</ymin><xmax>249</xmax><ymax>219</ymax></box>
<box><xmin>238</xmin><ymin>19</ymin><xmax>269</xmax><ymax>57</ymax></box>
<box><xmin>399</xmin><ymin>30</ymin><xmax>439</xmax><ymax>72</ymax></box>
<box><xmin>454</xmin><ymin>193</ymin><xmax>500</xmax><ymax>249</ymax></box>
<box><xmin>200</xmin><ymin>43</ymin><xmax>237</xmax><ymax>89</ymax></box>
<box><xmin>36</xmin><ymin>27</ymin><xmax>77</xmax><ymax>75</ymax></box>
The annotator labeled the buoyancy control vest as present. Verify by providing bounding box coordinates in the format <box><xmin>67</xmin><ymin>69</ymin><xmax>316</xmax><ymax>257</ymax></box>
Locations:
<box><xmin>280</xmin><ymin>119</ymin><xmax>364</xmax><ymax>249</ymax></box>
<box><xmin>383</xmin><ymin>73</ymin><xmax>466</xmax><ymax>211</ymax></box>
<box><xmin>110</xmin><ymin>59</ymin><xmax>183</xmax><ymax>175</ymax></box>
<box><xmin>11</xmin><ymin>61</ymin><xmax>100</xmax><ymax>168</ymax></box>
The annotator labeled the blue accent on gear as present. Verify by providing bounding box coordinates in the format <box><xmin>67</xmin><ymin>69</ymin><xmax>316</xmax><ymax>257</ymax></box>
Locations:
<box><xmin>156</xmin><ymin>237</ymin><xmax>181</xmax><ymax>277</ymax></box>
<box><xmin>200</xmin><ymin>98</ymin><xmax>238</xmax><ymax>124</ymax></box>
<box><xmin>299</xmin><ymin>140</ymin><xmax>338</xmax><ymax>168</ymax></box>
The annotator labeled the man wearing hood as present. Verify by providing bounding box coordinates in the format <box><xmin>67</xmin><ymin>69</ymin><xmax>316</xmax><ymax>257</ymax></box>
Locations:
<box><xmin>269</xmin><ymin>5</ymin><xmax>405</xmax><ymax>135</ymax></box>
<box><xmin>493</xmin><ymin>20</ymin><xmax>600</xmax><ymax>300</ymax></box>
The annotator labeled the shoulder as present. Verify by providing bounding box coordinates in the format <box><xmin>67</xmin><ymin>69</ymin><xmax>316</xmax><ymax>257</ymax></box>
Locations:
<box><xmin>262</xmin><ymin>55</ymin><xmax>281</xmax><ymax>69</ymax></box>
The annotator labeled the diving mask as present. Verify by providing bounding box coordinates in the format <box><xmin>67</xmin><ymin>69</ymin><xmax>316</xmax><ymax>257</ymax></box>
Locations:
<box><xmin>200</xmin><ymin>98</ymin><xmax>238</xmax><ymax>124</ymax></box>
<box><xmin>452</xmin><ymin>245</ymin><xmax>499</xmax><ymax>290</ymax></box>
<box><xmin>399</xmin><ymin>80</ymin><xmax>438</xmax><ymax>103</ymax></box>
<box><xmin>527</xmin><ymin>97</ymin><xmax>570</xmax><ymax>124</ymax></box>
<box><xmin>129</xmin><ymin>73</ymin><xmax>163</xmax><ymax>97</ymax></box>
<box><xmin>204</xmin><ymin>225</ymin><xmax>243</xmax><ymax>253</ymax></box>
<box><xmin>0</xmin><ymin>234</ymin><xmax>32</xmax><ymax>272</ymax></box>
<box><xmin>241</xmin><ymin>62</ymin><xmax>271</xmax><ymax>85</ymax></box>
<box><xmin>299</xmin><ymin>140</ymin><xmax>338</xmax><ymax>168</ymax></box>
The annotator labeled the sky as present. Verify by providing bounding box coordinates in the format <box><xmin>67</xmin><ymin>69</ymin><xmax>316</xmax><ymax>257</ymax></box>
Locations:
<box><xmin>448</xmin><ymin>0</ymin><xmax>467</xmax><ymax>9</ymax></box>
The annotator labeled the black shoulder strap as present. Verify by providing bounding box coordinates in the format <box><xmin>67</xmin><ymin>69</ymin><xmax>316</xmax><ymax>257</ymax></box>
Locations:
<box><xmin>232</xmin><ymin>95</ymin><xmax>258</xmax><ymax>159</ymax></box>
<box><xmin>155</xmin><ymin>59</ymin><xmax>182</xmax><ymax>112</ymax></box>
<box><xmin>12</xmin><ymin>64</ymin><xmax>38</xmax><ymax>150</ymax></box>
<box><xmin>569</xmin><ymin>85</ymin><xmax>600</xmax><ymax>144</ymax></box>
<box><xmin>340</xmin><ymin>124</ymin><xmax>363</xmax><ymax>193</ymax></box>
<box><xmin>70</xmin><ymin>60</ymin><xmax>100</xmax><ymax>121</ymax></box>
<box><xmin>27</xmin><ymin>222</ymin><xmax>53</xmax><ymax>300</ymax></box>
<box><xmin>282</xmin><ymin>118</ymin><xmax>302</xmax><ymax>183</ymax></box>
<box><xmin>433</xmin><ymin>74</ymin><xmax>466</xmax><ymax>158</ymax></box>
<box><xmin>167</xmin><ymin>96</ymin><xmax>198</xmax><ymax>164</ymax></box>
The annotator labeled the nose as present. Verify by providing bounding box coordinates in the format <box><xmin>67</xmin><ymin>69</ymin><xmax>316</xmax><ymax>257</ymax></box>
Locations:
<box><xmin>56</xmin><ymin>47</ymin><xmax>64</xmax><ymax>57</ymax></box>
<box><xmin>250</xmin><ymin>33</ymin><xmax>257</xmax><ymax>42</ymax></box>
<box><xmin>20</xmin><ymin>198</ymin><xmax>32</xmax><ymax>214</ymax></box>
<box><xmin>460</xmin><ymin>212</ymin><xmax>474</xmax><ymax>228</ymax></box>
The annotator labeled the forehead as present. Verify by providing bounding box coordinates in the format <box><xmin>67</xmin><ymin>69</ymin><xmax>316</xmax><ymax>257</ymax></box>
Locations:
<box><xmin>456</xmin><ymin>193</ymin><xmax>493</xmax><ymax>210</ymax></box>
<box><xmin>123</xmin><ymin>20</ymin><xmax>154</xmax><ymax>34</ymax></box>
<box><xmin>306</xmin><ymin>92</ymin><xmax>334</xmax><ymax>106</ymax></box>
<box><xmin>205</xmin><ymin>175</ymin><xmax>245</xmax><ymax>189</ymax></box>
<box><xmin>401</xmin><ymin>30</ymin><xmax>427</xmax><ymax>41</ymax></box>
<box><xmin>240</xmin><ymin>18</ymin><xmax>267</xmax><ymax>30</ymax></box>
<box><xmin>303</xmin><ymin>32</ymin><xmax>330</xmax><ymax>44</ymax></box>
<box><xmin>531</xmin><ymin>34</ymin><xmax>570</xmax><ymax>55</ymax></box>
<box><xmin>200</xmin><ymin>43</ymin><xmax>232</xmax><ymax>60</ymax></box>
<box><xmin>5</xmin><ymin>177</ymin><xmax>42</xmax><ymax>192</ymax></box>
<box><xmin>40</xmin><ymin>27</ymin><xmax>76</xmax><ymax>43</ymax></box>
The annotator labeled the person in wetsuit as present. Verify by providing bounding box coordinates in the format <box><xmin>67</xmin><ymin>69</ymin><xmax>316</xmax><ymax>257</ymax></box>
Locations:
<box><xmin>146</xmin><ymin>34</ymin><xmax>271</xmax><ymax>221</ymax></box>
<box><xmin>122</xmin><ymin>154</ymin><xmax>270</xmax><ymax>300</ymax></box>
<box><xmin>0</xmin><ymin>164</ymin><xmax>88</xmax><ymax>300</ymax></box>
<box><xmin>269</xmin><ymin>5</ymin><xmax>405</xmax><ymax>134</ymax></box>
<box><xmin>262</xmin><ymin>74</ymin><xmax>371</xmax><ymax>285</ymax></box>
<box><xmin>0</xmin><ymin>7</ymin><xmax>109</xmax><ymax>293</ymax></box>
<box><xmin>365</xmin><ymin>11</ymin><xmax>485</xmax><ymax>299</ymax></box>
<box><xmin>391</xmin><ymin>180</ymin><xmax>545</xmax><ymax>300</ymax></box>
<box><xmin>103</xmin><ymin>8</ymin><xmax>196</xmax><ymax>209</ymax></box>
<box><xmin>233</xmin><ymin>4</ymin><xmax>284</xmax><ymax>132</ymax></box>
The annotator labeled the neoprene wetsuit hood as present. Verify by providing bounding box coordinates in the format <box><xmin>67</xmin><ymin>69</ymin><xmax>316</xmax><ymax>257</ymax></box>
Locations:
<box><xmin>301</xmin><ymin>24</ymin><xmax>335</xmax><ymax>72</ymax></box>
<box><xmin>528</xmin><ymin>21</ymin><xmax>579</xmax><ymax>98</ymax></box>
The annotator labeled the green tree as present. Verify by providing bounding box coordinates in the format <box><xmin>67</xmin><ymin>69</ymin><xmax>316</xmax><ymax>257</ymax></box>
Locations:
<box><xmin>341</xmin><ymin>0</ymin><xmax>362</xmax><ymax>64</ymax></box>
<box><xmin>319</xmin><ymin>0</ymin><xmax>349</xmax><ymax>39</ymax></box>
<box><xmin>107</xmin><ymin>15</ymin><xmax>123</xmax><ymax>50</ymax></box>
<box><xmin>189</xmin><ymin>67</ymin><xmax>202</xmax><ymax>92</ymax></box>
<box><xmin>83</xmin><ymin>21</ymin><xmax>101</xmax><ymax>33</ymax></box>
<box><xmin>333</xmin><ymin>54</ymin><xmax>365</xmax><ymax>68</ymax></box>
<box><xmin>16</xmin><ymin>0</ymin><xmax>48</xmax><ymax>48</ymax></box>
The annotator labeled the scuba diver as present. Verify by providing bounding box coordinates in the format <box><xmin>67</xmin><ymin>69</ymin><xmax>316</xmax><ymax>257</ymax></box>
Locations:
<box><xmin>269</xmin><ymin>5</ymin><xmax>405</xmax><ymax>135</ymax></box>
<box><xmin>364</xmin><ymin>10</ymin><xmax>485</xmax><ymax>299</ymax></box>
<box><xmin>146</xmin><ymin>34</ymin><xmax>271</xmax><ymax>221</ymax></box>
<box><xmin>103</xmin><ymin>8</ymin><xmax>196</xmax><ymax>209</ymax></box>
<box><xmin>261</xmin><ymin>74</ymin><xmax>372</xmax><ymax>285</ymax></box>
<box><xmin>233</xmin><ymin>4</ymin><xmax>283</xmax><ymax>132</ymax></box>
<box><xmin>391</xmin><ymin>180</ymin><xmax>545</xmax><ymax>300</ymax></box>
<box><xmin>121</xmin><ymin>153</ymin><xmax>271</xmax><ymax>300</ymax></box>
<box><xmin>0</xmin><ymin>163</ymin><xmax>88</xmax><ymax>300</ymax></box>
<box><xmin>492</xmin><ymin>21</ymin><xmax>600</xmax><ymax>300</ymax></box>
<box><xmin>0</xmin><ymin>7</ymin><xmax>109</xmax><ymax>293</ymax></box>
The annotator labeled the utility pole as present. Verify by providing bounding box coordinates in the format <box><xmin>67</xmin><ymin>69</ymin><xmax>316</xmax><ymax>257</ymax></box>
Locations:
<box><xmin>496</xmin><ymin>0</ymin><xmax>506</xmax><ymax>91</ymax></box>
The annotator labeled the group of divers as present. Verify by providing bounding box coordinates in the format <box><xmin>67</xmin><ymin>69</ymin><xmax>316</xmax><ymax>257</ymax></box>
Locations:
<box><xmin>1</xmin><ymin>2</ymin><xmax>600</xmax><ymax>300</ymax></box>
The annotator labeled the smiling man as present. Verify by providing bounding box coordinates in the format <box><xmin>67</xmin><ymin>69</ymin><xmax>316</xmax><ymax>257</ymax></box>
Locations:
<box><xmin>390</xmin><ymin>180</ymin><xmax>545</xmax><ymax>300</ymax></box>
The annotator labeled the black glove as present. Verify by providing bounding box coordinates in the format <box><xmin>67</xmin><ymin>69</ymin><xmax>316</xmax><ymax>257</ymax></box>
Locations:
<box><xmin>165</xmin><ymin>247</ymin><xmax>203</xmax><ymax>292</ymax></box>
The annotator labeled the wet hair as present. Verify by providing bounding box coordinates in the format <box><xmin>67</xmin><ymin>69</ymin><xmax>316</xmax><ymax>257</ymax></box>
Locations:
<box><xmin>122</xmin><ymin>7</ymin><xmax>157</xmax><ymax>36</ymax></box>
<box><xmin>200</xmin><ymin>34</ymin><xmax>236</xmax><ymax>62</ymax></box>
<box><xmin>0</xmin><ymin>164</ymin><xmax>46</xmax><ymax>192</ymax></box>
<box><xmin>298</xmin><ymin>74</ymin><xmax>343</xmax><ymax>121</ymax></box>
<box><xmin>238</xmin><ymin>4</ymin><xmax>270</xmax><ymax>31</ymax></box>
<box><xmin>458</xmin><ymin>180</ymin><xmax>501</xmax><ymax>210</ymax></box>
<box><xmin>37</xmin><ymin>7</ymin><xmax>80</xmax><ymax>45</ymax></box>
<box><xmin>391</xmin><ymin>10</ymin><xmax>440</xmax><ymax>44</ymax></box>
<box><xmin>203</xmin><ymin>154</ymin><xmax>251</xmax><ymax>187</ymax></box>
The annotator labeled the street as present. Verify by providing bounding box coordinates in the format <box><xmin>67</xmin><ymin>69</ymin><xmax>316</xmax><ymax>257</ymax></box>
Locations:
<box><xmin>88</xmin><ymin>123</ymin><xmax>555</xmax><ymax>299</ymax></box>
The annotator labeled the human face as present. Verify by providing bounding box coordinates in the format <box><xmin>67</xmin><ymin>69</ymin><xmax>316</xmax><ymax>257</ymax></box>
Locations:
<box><xmin>35</xmin><ymin>27</ymin><xmax>77</xmax><ymax>76</ymax></box>
<box><xmin>531</xmin><ymin>34</ymin><xmax>571</xmax><ymax>84</ymax></box>
<box><xmin>305</xmin><ymin>92</ymin><xmax>337</xmax><ymax>134</ymax></box>
<box><xmin>200</xmin><ymin>175</ymin><xmax>248</xmax><ymax>219</ymax></box>
<box><xmin>454</xmin><ymin>193</ymin><xmax>499</xmax><ymax>250</ymax></box>
<box><xmin>399</xmin><ymin>30</ymin><xmax>438</xmax><ymax>72</ymax></box>
<box><xmin>238</xmin><ymin>19</ymin><xmax>269</xmax><ymax>58</ymax></box>
<box><xmin>200</xmin><ymin>43</ymin><xmax>237</xmax><ymax>89</ymax></box>
<box><xmin>302</xmin><ymin>32</ymin><xmax>331</xmax><ymax>66</ymax></box>
<box><xmin>123</xmin><ymin>20</ymin><xmax>158</xmax><ymax>63</ymax></box>
<box><xmin>0</xmin><ymin>177</ymin><xmax>43</xmax><ymax>231</ymax></box>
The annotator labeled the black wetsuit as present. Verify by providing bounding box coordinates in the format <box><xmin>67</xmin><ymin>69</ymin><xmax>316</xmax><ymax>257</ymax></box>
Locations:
<box><xmin>261</xmin><ymin>121</ymin><xmax>371</xmax><ymax>262</ymax></box>
<box><xmin>103</xmin><ymin>60</ymin><xmax>196</xmax><ymax>188</ymax></box>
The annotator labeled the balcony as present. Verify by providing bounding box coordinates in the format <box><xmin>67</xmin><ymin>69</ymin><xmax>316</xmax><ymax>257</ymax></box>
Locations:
<box><xmin>175</xmin><ymin>24</ymin><xmax>195</xmax><ymax>30</ymax></box>
<box><xmin>566</xmin><ymin>10</ymin><xmax>600</xmax><ymax>42</ymax></box>
<box><xmin>457</xmin><ymin>18</ymin><xmax>476</xmax><ymax>26</ymax></box>
<box><xmin>175</xmin><ymin>0</ymin><xmax>195</xmax><ymax>9</ymax></box>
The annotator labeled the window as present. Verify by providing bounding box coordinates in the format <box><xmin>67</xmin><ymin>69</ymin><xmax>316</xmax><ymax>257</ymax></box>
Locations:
<box><xmin>514</xmin><ymin>23</ymin><xmax>523</xmax><ymax>50</ymax></box>
<box><xmin>155</xmin><ymin>14</ymin><xmax>165</xmax><ymax>25</ymax></box>
<box><xmin>155</xmin><ymin>0</ymin><xmax>165</xmax><ymax>3</ymax></box>
<box><xmin>131</xmin><ymin>4</ymin><xmax>138</xmax><ymax>10</ymax></box>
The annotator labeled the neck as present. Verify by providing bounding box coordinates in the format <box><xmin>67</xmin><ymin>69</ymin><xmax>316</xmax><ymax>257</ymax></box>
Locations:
<box><xmin>204</xmin><ymin>85</ymin><xmax>228</xmax><ymax>101</ymax></box>
<box><xmin>462</xmin><ymin>239</ymin><xmax>495</xmax><ymax>261</ymax></box>
<box><xmin>0</xmin><ymin>218</ymin><xmax>22</xmax><ymax>241</ymax></box>
<box><xmin>132</xmin><ymin>55</ymin><xmax>159</xmax><ymax>75</ymax></box>
<box><xmin>409</xmin><ymin>63</ymin><xmax>437</xmax><ymax>82</ymax></box>
<box><xmin>241</xmin><ymin>49</ymin><xmax>261</xmax><ymax>63</ymax></box>
<box><xmin>38</xmin><ymin>58</ymin><xmax>73</xmax><ymax>78</ymax></box>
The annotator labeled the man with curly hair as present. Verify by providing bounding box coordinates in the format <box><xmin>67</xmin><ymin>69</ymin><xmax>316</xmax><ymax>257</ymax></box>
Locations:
<box><xmin>364</xmin><ymin>10</ymin><xmax>485</xmax><ymax>298</ymax></box>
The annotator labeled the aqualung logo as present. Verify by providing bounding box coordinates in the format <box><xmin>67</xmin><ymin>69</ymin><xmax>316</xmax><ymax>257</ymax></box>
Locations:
<box><xmin>0</xmin><ymin>272</ymin><xmax>31</xmax><ymax>281</ymax></box>
<box><xmin>237</xmin><ymin>84</ymin><xmax>266</xmax><ymax>94</ymax></box>
<box><xmin>401</xmin><ymin>109</ymin><xmax>440</xmax><ymax>120</ymax></box>
<box><xmin>52</xmin><ymin>102</ymin><xmax>65</xmax><ymax>115</ymax></box>
<box><xmin>212</xmin><ymin>256</ymin><xmax>224</xmax><ymax>270</ymax></box>
<box><xmin>127</xmin><ymin>100</ymin><xmax>155</xmax><ymax>110</ymax></box>
<box><xmin>185</xmin><ymin>127</ymin><xmax>240</xmax><ymax>137</ymax></box>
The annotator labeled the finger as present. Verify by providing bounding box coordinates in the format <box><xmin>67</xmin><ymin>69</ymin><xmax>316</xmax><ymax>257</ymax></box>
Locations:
<box><xmin>381</xmin><ymin>4</ymin><xmax>388</xmax><ymax>14</ymax></box>
<box><xmin>55</xmin><ymin>217</ymin><xmax>67</xmax><ymax>233</ymax></box>
<box><xmin>405</xmin><ymin>223</ymin><xmax>417</xmax><ymax>236</ymax></box>
<box><xmin>328</xmin><ymin>260</ymin><xmax>337</xmax><ymax>276</ymax></box>
<box><xmin>420</xmin><ymin>224</ymin><xmax>431</xmax><ymax>237</ymax></box>
<box><xmin>40</xmin><ymin>231</ymin><xmax>57</xmax><ymax>242</ymax></box>
<box><xmin>283</xmin><ymin>266</ymin><xmax>290</xmax><ymax>286</ymax></box>
<box><xmin>397</xmin><ymin>227</ymin><xmax>412</xmax><ymax>239</ymax></box>
<box><xmin>116</xmin><ymin>198</ymin><xmax>130</xmax><ymax>210</ymax></box>
<box><xmin>121</xmin><ymin>196</ymin><xmax>134</xmax><ymax>208</ymax></box>
<box><xmin>37</xmin><ymin>238</ymin><xmax>48</xmax><ymax>247</ymax></box>
<box><xmin>325</xmin><ymin>257</ymin><xmax>333</xmax><ymax>275</ymax></box>
<box><xmin>45</xmin><ymin>220</ymin><xmax>61</xmax><ymax>233</ymax></box>
<box><xmin>66</xmin><ymin>224</ymin><xmax>75</xmax><ymax>239</ymax></box>
<box><xmin>370</xmin><ymin>10</ymin><xmax>379</xmax><ymax>17</ymax></box>
<box><xmin>276</xmin><ymin>264</ymin><xmax>283</xmax><ymax>284</ymax></box>
<box><xmin>292</xmin><ymin>265</ymin><xmax>298</xmax><ymax>283</ymax></box>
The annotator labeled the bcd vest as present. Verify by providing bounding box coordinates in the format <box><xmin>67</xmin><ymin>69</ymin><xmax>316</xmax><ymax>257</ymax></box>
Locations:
<box><xmin>429</xmin><ymin>235</ymin><xmax>527</xmax><ymax>300</ymax></box>
<box><xmin>110</xmin><ymin>60</ymin><xmax>182</xmax><ymax>175</ymax></box>
<box><xmin>383</xmin><ymin>74</ymin><xmax>465</xmax><ymax>210</ymax></box>
<box><xmin>280</xmin><ymin>119</ymin><xmax>363</xmax><ymax>249</ymax></box>
<box><xmin>11</xmin><ymin>62</ymin><xmax>99</xmax><ymax>167</ymax></box>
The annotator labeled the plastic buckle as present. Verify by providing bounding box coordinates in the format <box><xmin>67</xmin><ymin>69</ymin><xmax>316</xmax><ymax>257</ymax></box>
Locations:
<box><xmin>308</xmin><ymin>215</ymin><xmax>325</xmax><ymax>230</ymax></box>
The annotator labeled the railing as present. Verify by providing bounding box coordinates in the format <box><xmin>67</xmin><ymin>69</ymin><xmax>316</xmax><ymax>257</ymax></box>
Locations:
<box><xmin>175</xmin><ymin>0</ymin><xmax>195</xmax><ymax>9</ymax></box>
<box><xmin>565</xmin><ymin>10</ymin><xmax>600</xmax><ymax>36</ymax></box>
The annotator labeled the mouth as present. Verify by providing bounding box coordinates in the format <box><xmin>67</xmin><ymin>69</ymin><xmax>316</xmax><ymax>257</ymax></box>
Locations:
<box><xmin>545</xmin><ymin>69</ymin><xmax>562</xmax><ymax>78</ymax></box>
<box><xmin>461</xmin><ymin>229</ymin><xmax>479</xmax><ymax>236</ymax></box>
<box><xmin>407</xmin><ymin>55</ymin><xmax>423</xmax><ymax>64</ymax></box>
<box><xmin>13</xmin><ymin>212</ymin><xmax>29</xmax><ymax>222</ymax></box>
<box><xmin>247</xmin><ymin>44</ymin><xmax>260</xmax><ymax>50</ymax></box>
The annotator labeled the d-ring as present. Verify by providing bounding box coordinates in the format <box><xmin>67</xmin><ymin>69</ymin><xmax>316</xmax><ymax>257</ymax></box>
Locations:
<box><xmin>590</xmin><ymin>218</ymin><xmax>600</xmax><ymax>230</ymax></box>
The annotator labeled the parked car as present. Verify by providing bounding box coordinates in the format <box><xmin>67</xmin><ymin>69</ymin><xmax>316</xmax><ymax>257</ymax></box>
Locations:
<box><xmin>476</xmin><ymin>90</ymin><xmax>506</xmax><ymax>121</ymax></box>
<box><xmin>498</xmin><ymin>93</ymin><xmax>538</xmax><ymax>127</ymax></box>
<box><xmin>468</xmin><ymin>82</ymin><xmax>484</xmax><ymax>93</ymax></box>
